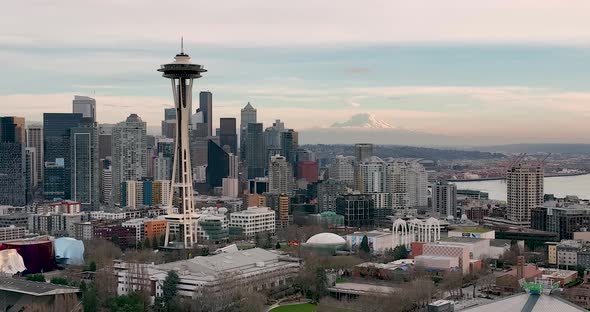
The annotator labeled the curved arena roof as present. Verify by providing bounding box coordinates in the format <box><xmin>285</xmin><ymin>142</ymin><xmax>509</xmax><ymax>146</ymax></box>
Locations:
<box><xmin>306</xmin><ymin>233</ymin><xmax>346</xmax><ymax>246</ymax></box>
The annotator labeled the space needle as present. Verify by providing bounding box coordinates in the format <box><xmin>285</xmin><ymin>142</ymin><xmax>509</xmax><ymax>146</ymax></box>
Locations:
<box><xmin>158</xmin><ymin>39</ymin><xmax>206</xmax><ymax>249</ymax></box>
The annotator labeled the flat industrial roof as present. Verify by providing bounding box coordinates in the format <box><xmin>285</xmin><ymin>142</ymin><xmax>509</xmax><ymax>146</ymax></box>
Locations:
<box><xmin>0</xmin><ymin>277</ymin><xmax>80</xmax><ymax>296</ymax></box>
<box><xmin>460</xmin><ymin>293</ymin><xmax>585</xmax><ymax>311</ymax></box>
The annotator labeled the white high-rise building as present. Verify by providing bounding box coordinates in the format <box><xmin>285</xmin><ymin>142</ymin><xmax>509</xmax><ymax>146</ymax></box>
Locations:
<box><xmin>153</xmin><ymin>153</ymin><xmax>171</xmax><ymax>180</ymax></box>
<box><xmin>72</xmin><ymin>95</ymin><xmax>96</xmax><ymax>121</ymax></box>
<box><xmin>111</xmin><ymin>114</ymin><xmax>147</xmax><ymax>204</ymax></box>
<box><xmin>222</xmin><ymin>178</ymin><xmax>239</xmax><ymax>198</ymax></box>
<box><xmin>385</xmin><ymin>161</ymin><xmax>409</xmax><ymax>210</ymax></box>
<box><xmin>26</xmin><ymin>125</ymin><xmax>43</xmax><ymax>186</ymax></box>
<box><xmin>358</xmin><ymin>156</ymin><xmax>386</xmax><ymax>193</ymax></box>
<box><xmin>102</xmin><ymin>165</ymin><xmax>113</xmax><ymax>204</ymax></box>
<box><xmin>268</xmin><ymin>155</ymin><xmax>292</xmax><ymax>195</ymax></box>
<box><xmin>329</xmin><ymin>155</ymin><xmax>355</xmax><ymax>186</ymax></box>
<box><xmin>431</xmin><ymin>181</ymin><xmax>457</xmax><ymax>218</ymax></box>
<box><xmin>407</xmin><ymin>161</ymin><xmax>428</xmax><ymax>208</ymax></box>
<box><xmin>507</xmin><ymin>163</ymin><xmax>544</xmax><ymax>226</ymax></box>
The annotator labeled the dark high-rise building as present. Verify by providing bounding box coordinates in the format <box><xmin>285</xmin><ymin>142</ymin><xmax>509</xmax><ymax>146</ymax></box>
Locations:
<box><xmin>297</xmin><ymin>161</ymin><xmax>319</xmax><ymax>184</ymax></box>
<box><xmin>317</xmin><ymin>179</ymin><xmax>348</xmax><ymax>212</ymax></box>
<box><xmin>0</xmin><ymin>117</ymin><xmax>25</xmax><ymax>143</ymax></box>
<box><xmin>280</xmin><ymin>129</ymin><xmax>298</xmax><ymax>170</ymax></box>
<box><xmin>336</xmin><ymin>194</ymin><xmax>375</xmax><ymax>227</ymax></box>
<box><xmin>531</xmin><ymin>201</ymin><xmax>590</xmax><ymax>240</ymax></box>
<box><xmin>161</xmin><ymin>108</ymin><xmax>176</xmax><ymax>139</ymax></box>
<box><xmin>240</xmin><ymin>102</ymin><xmax>257</xmax><ymax>160</ymax></box>
<box><xmin>246</xmin><ymin>123</ymin><xmax>265</xmax><ymax>179</ymax></box>
<box><xmin>219</xmin><ymin>118</ymin><xmax>237</xmax><ymax>154</ymax></box>
<box><xmin>206</xmin><ymin>140</ymin><xmax>229</xmax><ymax>189</ymax></box>
<box><xmin>26</xmin><ymin>125</ymin><xmax>43</xmax><ymax>188</ymax></box>
<box><xmin>43</xmin><ymin>113</ymin><xmax>83</xmax><ymax>199</ymax></box>
<box><xmin>70</xmin><ymin>119</ymin><xmax>99</xmax><ymax>210</ymax></box>
<box><xmin>98</xmin><ymin>124</ymin><xmax>113</xmax><ymax>159</ymax></box>
<box><xmin>198</xmin><ymin>91</ymin><xmax>213</xmax><ymax>137</ymax></box>
<box><xmin>0</xmin><ymin>117</ymin><xmax>26</xmax><ymax>206</ymax></box>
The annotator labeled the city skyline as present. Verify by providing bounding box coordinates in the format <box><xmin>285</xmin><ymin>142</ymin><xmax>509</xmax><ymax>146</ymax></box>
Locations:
<box><xmin>3</xmin><ymin>1</ymin><xmax>590</xmax><ymax>144</ymax></box>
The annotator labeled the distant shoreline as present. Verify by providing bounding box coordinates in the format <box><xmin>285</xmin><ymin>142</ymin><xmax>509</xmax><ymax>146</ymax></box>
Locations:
<box><xmin>449</xmin><ymin>172</ymin><xmax>588</xmax><ymax>182</ymax></box>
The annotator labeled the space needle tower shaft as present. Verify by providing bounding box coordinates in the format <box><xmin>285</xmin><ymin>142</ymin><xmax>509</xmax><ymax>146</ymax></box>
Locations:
<box><xmin>158</xmin><ymin>39</ymin><xmax>207</xmax><ymax>249</ymax></box>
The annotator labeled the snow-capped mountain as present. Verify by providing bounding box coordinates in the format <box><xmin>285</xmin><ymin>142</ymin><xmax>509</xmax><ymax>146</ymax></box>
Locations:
<box><xmin>330</xmin><ymin>113</ymin><xmax>394</xmax><ymax>129</ymax></box>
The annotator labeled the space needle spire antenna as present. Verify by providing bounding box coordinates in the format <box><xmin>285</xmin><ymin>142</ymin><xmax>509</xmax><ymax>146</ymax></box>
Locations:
<box><xmin>158</xmin><ymin>41</ymin><xmax>207</xmax><ymax>249</ymax></box>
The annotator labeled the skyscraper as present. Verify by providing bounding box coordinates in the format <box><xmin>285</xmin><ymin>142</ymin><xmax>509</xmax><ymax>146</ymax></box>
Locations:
<box><xmin>268</xmin><ymin>155</ymin><xmax>292</xmax><ymax>195</ymax></box>
<box><xmin>198</xmin><ymin>91</ymin><xmax>213</xmax><ymax>137</ymax></box>
<box><xmin>407</xmin><ymin>161</ymin><xmax>428</xmax><ymax>208</ymax></box>
<box><xmin>328</xmin><ymin>155</ymin><xmax>355</xmax><ymax>186</ymax></box>
<box><xmin>43</xmin><ymin>113</ymin><xmax>83</xmax><ymax>199</ymax></box>
<box><xmin>111</xmin><ymin>114</ymin><xmax>147</xmax><ymax>204</ymax></box>
<box><xmin>25</xmin><ymin>147</ymin><xmax>38</xmax><ymax>190</ymax></box>
<box><xmin>26</xmin><ymin>125</ymin><xmax>43</xmax><ymax>187</ymax></box>
<box><xmin>317</xmin><ymin>179</ymin><xmax>348</xmax><ymax>212</ymax></box>
<box><xmin>98</xmin><ymin>124</ymin><xmax>114</xmax><ymax>159</ymax></box>
<box><xmin>297</xmin><ymin>161</ymin><xmax>319</xmax><ymax>184</ymax></box>
<box><xmin>158</xmin><ymin>44</ymin><xmax>206</xmax><ymax>249</ymax></box>
<box><xmin>431</xmin><ymin>181</ymin><xmax>457</xmax><ymax>218</ymax></box>
<box><xmin>72</xmin><ymin>95</ymin><xmax>96</xmax><ymax>121</ymax></box>
<box><xmin>161</xmin><ymin>108</ymin><xmax>176</xmax><ymax>139</ymax></box>
<box><xmin>219</xmin><ymin>117</ymin><xmax>237</xmax><ymax>154</ymax></box>
<box><xmin>507</xmin><ymin>163</ymin><xmax>544</xmax><ymax>226</ymax></box>
<box><xmin>206</xmin><ymin>140</ymin><xmax>229</xmax><ymax>190</ymax></box>
<box><xmin>354</xmin><ymin>143</ymin><xmax>374</xmax><ymax>162</ymax></box>
<box><xmin>246</xmin><ymin>123</ymin><xmax>265</xmax><ymax>179</ymax></box>
<box><xmin>240</xmin><ymin>102</ymin><xmax>257</xmax><ymax>160</ymax></box>
<box><xmin>0</xmin><ymin>117</ymin><xmax>26</xmax><ymax>206</ymax></box>
<box><xmin>70</xmin><ymin>119</ymin><xmax>99</xmax><ymax>210</ymax></box>
<box><xmin>280</xmin><ymin>129</ymin><xmax>298</xmax><ymax>170</ymax></box>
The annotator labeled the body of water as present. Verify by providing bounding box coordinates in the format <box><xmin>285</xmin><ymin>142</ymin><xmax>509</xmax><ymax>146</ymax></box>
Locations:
<box><xmin>452</xmin><ymin>174</ymin><xmax>590</xmax><ymax>201</ymax></box>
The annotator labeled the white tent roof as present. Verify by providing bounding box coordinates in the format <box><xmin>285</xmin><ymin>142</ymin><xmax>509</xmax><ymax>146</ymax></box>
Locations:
<box><xmin>0</xmin><ymin>249</ymin><xmax>26</xmax><ymax>274</ymax></box>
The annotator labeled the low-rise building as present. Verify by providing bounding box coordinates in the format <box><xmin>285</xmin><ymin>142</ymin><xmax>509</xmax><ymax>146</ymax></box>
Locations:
<box><xmin>28</xmin><ymin>213</ymin><xmax>84</xmax><ymax>236</ymax></box>
<box><xmin>0</xmin><ymin>277</ymin><xmax>80</xmax><ymax>312</ymax></box>
<box><xmin>346</xmin><ymin>230</ymin><xmax>393</xmax><ymax>254</ymax></box>
<box><xmin>0</xmin><ymin>226</ymin><xmax>27</xmax><ymax>242</ymax></box>
<box><xmin>448</xmin><ymin>227</ymin><xmax>495</xmax><ymax>239</ymax></box>
<box><xmin>74</xmin><ymin>222</ymin><xmax>94</xmax><ymax>240</ymax></box>
<box><xmin>144</xmin><ymin>219</ymin><xmax>167</xmax><ymax>240</ymax></box>
<box><xmin>229</xmin><ymin>207</ymin><xmax>275</xmax><ymax>238</ymax></box>
<box><xmin>531</xmin><ymin>200</ymin><xmax>590</xmax><ymax>240</ymax></box>
<box><xmin>122</xmin><ymin>218</ymin><xmax>147</xmax><ymax>243</ymax></box>
<box><xmin>115</xmin><ymin>248</ymin><xmax>299</xmax><ymax>301</ymax></box>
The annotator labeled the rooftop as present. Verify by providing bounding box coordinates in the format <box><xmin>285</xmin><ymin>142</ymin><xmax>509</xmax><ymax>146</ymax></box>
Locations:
<box><xmin>460</xmin><ymin>293</ymin><xmax>585</xmax><ymax>311</ymax></box>
<box><xmin>450</xmin><ymin>227</ymin><xmax>491</xmax><ymax>233</ymax></box>
<box><xmin>0</xmin><ymin>277</ymin><xmax>80</xmax><ymax>296</ymax></box>
<box><xmin>155</xmin><ymin>247</ymin><xmax>283</xmax><ymax>278</ymax></box>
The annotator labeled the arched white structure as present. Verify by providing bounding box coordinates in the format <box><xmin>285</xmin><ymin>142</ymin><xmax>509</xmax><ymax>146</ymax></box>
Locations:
<box><xmin>392</xmin><ymin>218</ymin><xmax>413</xmax><ymax>248</ymax></box>
<box><xmin>408</xmin><ymin>217</ymin><xmax>441</xmax><ymax>243</ymax></box>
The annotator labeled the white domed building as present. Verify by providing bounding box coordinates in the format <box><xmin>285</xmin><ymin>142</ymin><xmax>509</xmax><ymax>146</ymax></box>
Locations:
<box><xmin>304</xmin><ymin>233</ymin><xmax>346</xmax><ymax>255</ymax></box>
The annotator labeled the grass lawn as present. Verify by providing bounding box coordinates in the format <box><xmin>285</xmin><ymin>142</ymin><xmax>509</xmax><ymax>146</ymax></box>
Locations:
<box><xmin>271</xmin><ymin>303</ymin><xmax>316</xmax><ymax>312</ymax></box>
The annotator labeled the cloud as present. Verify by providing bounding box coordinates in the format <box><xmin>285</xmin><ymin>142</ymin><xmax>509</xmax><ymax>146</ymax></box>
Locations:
<box><xmin>3</xmin><ymin>1</ymin><xmax>590</xmax><ymax>47</ymax></box>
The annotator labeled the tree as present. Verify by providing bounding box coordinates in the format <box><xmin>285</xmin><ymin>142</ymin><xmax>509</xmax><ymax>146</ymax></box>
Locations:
<box><xmin>359</xmin><ymin>235</ymin><xmax>371</xmax><ymax>254</ymax></box>
<box><xmin>152</xmin><ymin>236</ymin><xmax>159</xmax><ymax>249</ymax></box>
<box><xmin>159</xmin><ymin>234</ymin><xmax>165</xmax><ymax>248</ymax></box>
<box><xmin>143</xmin><ymin>237</ymin><xmax>151</xmax><ymax>249</ymax></box>
<box><xmin>392</xmin><ymin>245</ymin><xmax>408</xmax><ymax>260</ymax></box>
<box><xmin>312</xmin><ymin>266</ymin><xmax>328</xmax><ymax>302</ymax></box>
<box><xmin>82</xmin><ymin>283</ymin><xmax>97</xmax><ymax>312</ymax></box>
<box><xmin>577</xmin><ymin>265</ymin><xmax>586</xmax><ymax>278</ymax></box>
<box><xmin>276</xmin><ymin>241</ymin><xmax>282</xmax><ymax>249</ymax></box>
<box><xmin>87</xmin><ymin>261</ymin><xmax>97</xmax><ymax>272</ymax></box>
<box><xmin>155</xmin><ymin>270</ymin><xmax>180</xmax><ymax>311</ymax></box>
<box><xmin>50</xmin><ymin>277</ymin><xmax>70</xmax><ymax>285</ymax></box>
<box><xmin>111</xmin><ymin>235</ymin><xmax>121</xmax><ymax>248</ymax></box>
<box><xmin>26</xmin><ymin>273</ymin><xmax>46</xmax><ymax>282</ymax></box>
<box><xmin>107</xmin><ymin>292</ymin><xmax>144</xmax><ymax>312</ymax></box>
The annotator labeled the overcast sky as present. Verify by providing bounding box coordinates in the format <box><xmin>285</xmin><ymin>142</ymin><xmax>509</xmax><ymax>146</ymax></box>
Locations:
<box><xmin>2</xmin><ymin>0</ymin><xmax>590</xmax><ymax>143</ymax></box>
